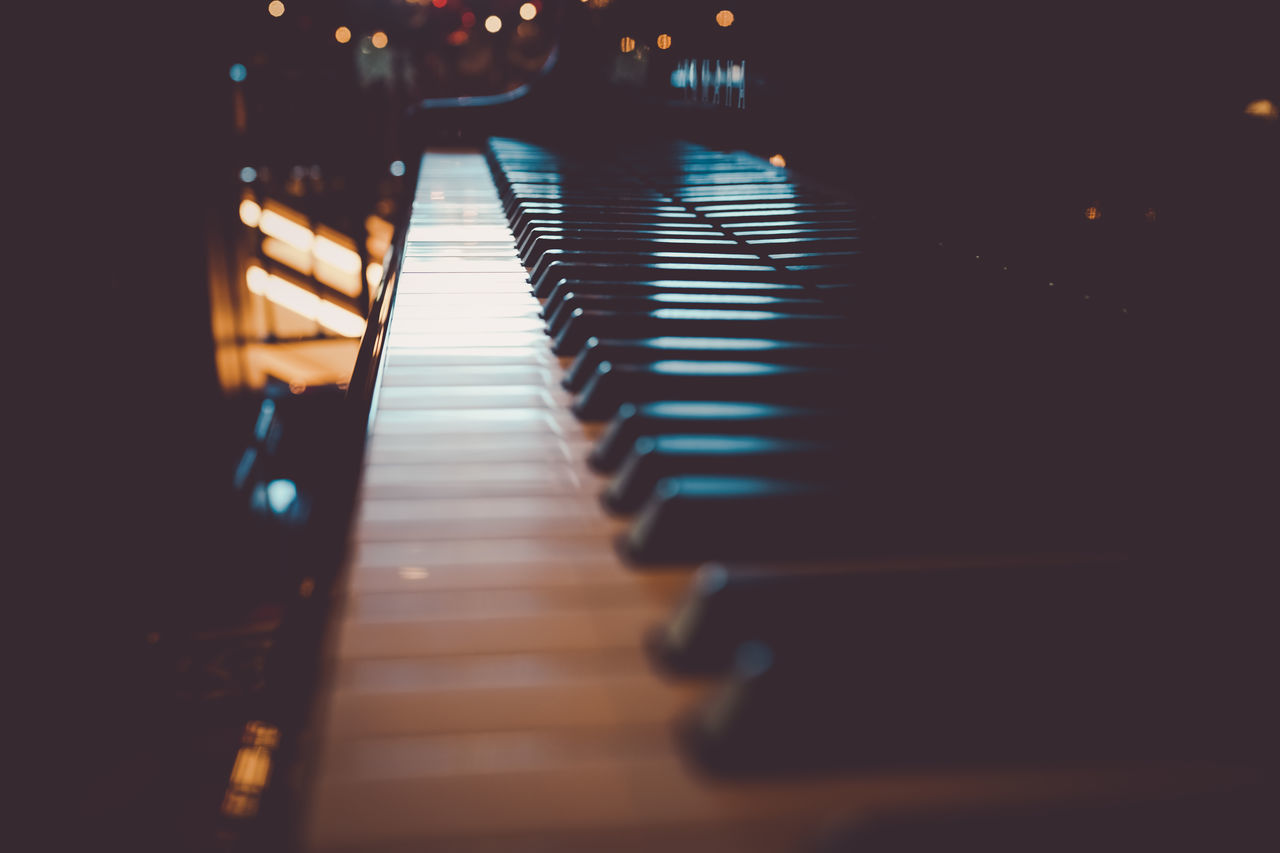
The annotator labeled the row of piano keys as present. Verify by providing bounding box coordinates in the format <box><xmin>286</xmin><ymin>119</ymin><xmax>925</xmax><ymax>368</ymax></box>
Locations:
<box><xmin>300</xmin><ymin>141</ymin><xmax>1272</xmax><ymax>851</ymax></box>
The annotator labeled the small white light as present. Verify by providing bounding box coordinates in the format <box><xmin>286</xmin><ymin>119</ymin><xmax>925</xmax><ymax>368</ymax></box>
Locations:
<box><xmin>484</xmin><ymin>15</ymin><xmax>502</xmax><ymax>33</ymax></box>
<box><xmin>389</xmin><ymin>160</ymin><xmax>406</xmax><ymax>177</ymax></box>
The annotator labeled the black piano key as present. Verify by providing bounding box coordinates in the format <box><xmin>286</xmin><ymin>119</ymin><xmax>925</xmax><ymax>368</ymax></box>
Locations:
<box><xmin>523</xmin><ymin>235</ymin><xmax>746</xmax><ymax>269</ymax></box>
<box><xmin>591</xmin><ymin>401</ymin><xmax>847</xmax><ymax>471</ymax></box>
<box><xmin>563</xmin><ymin>336</ymin><xmax>859</xmax><ymax>392</ymax></box>
<box><xmin>512</xmin><ymin>209</ymin><xmax>701</xmax><ymax>240</ymax></box>
<box><xmin>542</xmin><ymin>279</ymin><xmax>811</xmax><ymax>324</ymax></box>
<box><xmin>620</xmin><ymin>475</ymin><xmax>855</xmax><ymax>563</ymax></box>
<box><xmin>682</xmin><ymin>614</ymin><xmax>1277</xmax><ymax>774</ymax></box>
<box><xmin>551</xmin><ymin>307</ymin><xmax>849</xmax><ymax>355</ymax></box>
<box><xmin>649</xmin><ymin>559</ymin><xmax>1130</xmax><ymax>674</ymax></box>
<box><xmin>545</xmin><ymin>293</ymin><xmax>827</xmax><ymax>338</ymax></box>
<box><xmin>604</xmin><ymin>434</ymin><xmax>844</xmax><ymax>512</ymax></box>
<box><xmin>503</xmin><ymin>190</ymin><xmax>673</xmax><ymax>216</ymax></box>
<box><xmin>529</xmin><ymin>251</ymin><xmax>771</xmax><ymax>297</ymax></box>
<box><xmin>572</xmin><ymin>360</ymin><xmax>848</xmax><ymax>420</ymax></box>
<box><xmin>517</xmin><ymin>226</ymin><xmax>720</xmax><ymax>260</ymax></box>
<box><xmin>668</xmin><ymin>556</ymin><xmax>1279</xmax><ymax>772</ymax></box>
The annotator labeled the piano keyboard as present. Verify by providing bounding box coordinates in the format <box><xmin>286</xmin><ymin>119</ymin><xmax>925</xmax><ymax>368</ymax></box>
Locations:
<box><xmin>300</xmin><ymin>143</ymin><xmax>1260</xmax><ymax>850</ymax></box>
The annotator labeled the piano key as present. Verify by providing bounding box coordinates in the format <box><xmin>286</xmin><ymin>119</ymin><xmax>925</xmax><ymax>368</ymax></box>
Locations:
<box><xmin>621</xmin><ymin>475</ymin><xmax>853</xmax><ymax>563</ymax></box>
<box><xmin>512</xmin><ymin>211</ymin><xmax>707</xmax><ymax>242</ymax></box>
<box><xmin>522</xmin><ymin>235</ymin><xmax>746</xmax><ymax>268</ymax></box>
<box><xmin>550</xmin><ymin>307</ymin><xmax>850</xmax><ymax>356</ymax></box>
<box><xmin>604</xmin><ymin>435</ymin><xmax>845</xmax><ymax>512</ymax></box>
<box><xmin>650</xmin><ymin>557</ymin><xmax>1130</xmax><ymax>674</ymax></box>
<box><xmin>563</xmin><ymin>336</ymin><xmax>858</xmax><ymax>392</ymax></box>
<box><xmin>517</xmin><ymin>226</ymin><xmax>721</xmax><ymax>259</ymax></box>
<box><xmin>529</xmin><ymin>251</ymin><xmax>774</xmax><ymax>297</ymax></box>
<box><xmin>572</xmin><ymin>360</ymin><xmax>850</xmax><ymax>421</ymax></box>
<box><xmin>542</xmin><ymin>279</ymin><xmax>812</xmax><ymax>322</ymax></box>
<box><xmin>591</xmin><ymin>401</ymin><xmax>848</xmax><ymax>471</ymax></box>
<box><xmin>682</xmin><ymin>622</ymin><xmax>1276</xmax><ymax>774</ymax></box>
<box><xmin>545</xmin><ymin>292</ymin><xmax>827</xmax><ymax>338</ymax></box>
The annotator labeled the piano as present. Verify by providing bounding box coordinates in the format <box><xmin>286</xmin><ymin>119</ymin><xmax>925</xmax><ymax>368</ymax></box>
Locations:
<box><xmin>292</xmin><ymin>2</ymin><xmax>1277</xmax><ymax>849</ymax></box>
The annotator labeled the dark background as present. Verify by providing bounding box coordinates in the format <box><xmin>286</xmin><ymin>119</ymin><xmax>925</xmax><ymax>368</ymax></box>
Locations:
<box><xmin>43</xmin><ymin>0</ymin><xmax>1275</xmax><ymax>846</ymax></box>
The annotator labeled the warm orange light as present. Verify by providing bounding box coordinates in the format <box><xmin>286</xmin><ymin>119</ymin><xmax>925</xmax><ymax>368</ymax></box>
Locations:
<box><xmin>316</xmin><ymin>300</ymin><xmax>366</xmax><ymax>337</ymax></box>
<box><xmin>432</xmin><ymin>0</ymin><xmax>447</xmax><ymax>7</ymax></box>
<box><xmin>267</xmin><ymin>1</ymin><xmax>285</xmax><ymax>18</ymax></box>
<box><xmin>620</xmin><ymin>36</ymin><xmax>636</xmax><ymax>52</ymax></box>
<box><xmin>366</xmin><ymin>262</ymin><xmax>385</xmax><ymax>288</ymax></box>
<box><xmin>1085</xmin><ymin>206</ymin><xmax>1100</xmax><ymax>221</ymax></box>
<box><xmin>221</xmin><ymin>722</ymin><xmax>280</xmax><ymax>819</ymax></box>
<box><xmin>1243</xmin><ymin>99</ymin><xmax>1278</xmax><ymax>120</ymax></box>
<box><xmin>519</xmin><ymin>2</ymin><xmax>538</xmax><ymax>20</ymax></box>
<box><xmin>366</xmin><ymin>215</ymin><xmax>394</xmax><ymax>258</ymax></box>
<box><xmin>334</xmin><ymin>26</ymin><xmax>351</xmax><ymax>44</ymax></box>
<box><xmin>447</xmin><ymin>29</ymin><xmax>469</xmax><ymax>45</ymax></box>
<box><xmin>768</xmin><ymin>153</ymin><xmax>786</xmax><ymax>167</ymax></box>
<box><xmin>371</xmin><ymin>31</ymin><xmax>388</xmax><ymax>49</ymax></box>
<box><xmin>262</xmin><ymin>236</ymin><xmax>313</xmax><ymax>276</ymax></box>
<box><xmin>484</xmin><ymin>15</ymin><xmax>502</xmax><ymax>33</ymax></box>
<box><xmin>246</xmin><ymin>267</ymin><xmax>365</xmax><ymax>337</ymax></box>
<box><xmin>315</xmin><ymin>239</ymin><xmax>361</xmax><ymax>275</ymax></box>
<box><xmin>238</xmin><ymin>198</ymin><xmax>262</xmax><ymax>228</ymax></box>
<box><xmin>656</xmin><ymin>33</ymin><xmax>672</xmax><ymax>50</ymax></box>
<box><xmin>246</xmin><ymin>266</ymin><xmax>270</xmax><ymax>295</ymax></box>
<box><xmin>716</xmin><ymin>9</ymin><xmax>734</xmax><ymax>27</ymax></box>
<box><xmin>259</xmin><ymin>206</ymin><xmax>314</xmax><ymax>252</ymax></box>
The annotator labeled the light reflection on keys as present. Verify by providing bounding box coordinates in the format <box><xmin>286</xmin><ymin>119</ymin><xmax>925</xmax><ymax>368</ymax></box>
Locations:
<box><xmin>304</xmin><ymin>151</ymin><xmax>711</xmax><ymax>850</ymax></box>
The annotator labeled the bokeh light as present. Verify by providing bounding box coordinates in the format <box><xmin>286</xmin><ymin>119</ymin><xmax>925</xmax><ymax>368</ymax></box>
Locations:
<box><xmin>768</xmin><ymin>154</ymin><xmax>786</xmax><ymax>167</ymax></box>
<box><xmin>1243</xmin><ymin>99</ymin><xmax>1278</xmax><ymax>120</ymax></box>
<box><xmin>239</xmin><ymin>198</ymin><xmax>263</xmax><ymax>227</ymax></box>
<box><xmin>267</xmin><ymin>1</ymin><xmax>285</xmax><ymax>18</ymax></box>
<box><xmin>334</xmin><ymin>26</ymin><xmax>351</xmax><ymax>44</ymax></box>
<box><xmin>371</xmin><ymin>31</ymin><xmax>388</xmax><ymax>49</ymax></box>
<box><xmin>620</xmin><ymin>36</ymin><xmax>636</xmax><ymax>52</ymax></box>
<box><xmin>519</xmin><ymin>3</ymin><xmax>538</xmax><ymax>20</ymax></box>
<box><xmin>229</xmin><ymin>63</ymin><xmax>247</xmax><ymax>82</ymax></box>
<box><xmin>656</xmin><ymin>33</ymin><xmax>672</xmax><ymax>50</ymax></box>
<box><xmin>484</xmin><ymin>15</ymin><xmax>502</xmax><ymax>33</ymax></box>
<box><xmin>716</xmin><ymin>9</ymin><xmax>734</xmax><ymax>27</ymax></box>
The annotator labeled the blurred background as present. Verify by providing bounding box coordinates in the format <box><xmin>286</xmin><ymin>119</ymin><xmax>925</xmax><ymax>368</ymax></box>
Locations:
<box><xmin>48</xmin><ymin>0</ymin><xmax>1275</xmax><ymax>849</ymax></box>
